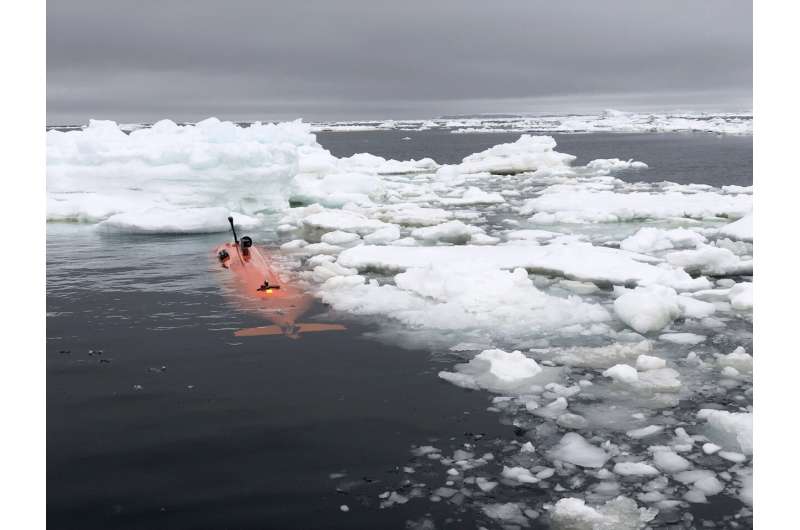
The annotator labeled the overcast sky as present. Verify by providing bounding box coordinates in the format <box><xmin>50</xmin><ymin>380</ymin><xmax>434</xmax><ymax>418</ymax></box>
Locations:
<box><xmin>47</xmin><ymin>0</ymin><xmax>752</xmax><ymax>124</ymax></box>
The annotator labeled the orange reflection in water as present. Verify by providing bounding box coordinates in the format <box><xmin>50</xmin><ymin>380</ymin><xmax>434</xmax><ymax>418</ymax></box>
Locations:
<box><xmin>214</xmin><ymin>242</ymin><xmax>344</xmax><ymax>339</ymax></box>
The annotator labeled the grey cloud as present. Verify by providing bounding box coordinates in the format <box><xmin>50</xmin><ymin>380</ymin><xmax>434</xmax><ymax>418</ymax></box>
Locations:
<box><xmin>47</xmin><ymin>0</ymin><xmax>752</xmax><ymax>124</ymax></box>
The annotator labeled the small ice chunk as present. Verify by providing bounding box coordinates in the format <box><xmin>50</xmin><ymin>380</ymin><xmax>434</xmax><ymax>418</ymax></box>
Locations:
<box><xmin>614</xmin><ymin>285</ymin><xmax>681</xmax><ymax>334</ymax></box>
<box><xmin>635</xmin><ymin>355</ymin><xmax>666</xmax><ymax>371</ymax></box>
<box><xmin>659</xmin><ymin>333</ymin><xmax>706</xmax><ymax>345</ymax></box>
<box><xmin>603</xmin><ymin>364</ymin><xmax>639</xmax><ymax>385</ymax></box>
<box><xmin>613</xmin><ymin>461</ymin><xmax>660</xmax><ymax>476</ymax></box>
<box><xmin>694</xmin><ymin>476</ymin><xmax>724</xmax><ymax>496</ymax></box>
<box><xmin>363</xmin><ymin>224</ymin><xmax>401</xmax><ymax>244</ymax></box>
<box><xmin>620</xmin><ymin>227</ymin><xmax>706</xmax><ymax>254</ymax></box>
<box><xmin>652</xmin><ymin>449</ymin><xmax>691</xmax><ymax>473</ymax></box>
<box><xmin>702</xmin><ymin>443</ymin><xmax>721</xmax><ymax>455</ymax></box>
<box><xmin>626</xmin><ymin>425</ymin><xmax>664</xmax><ymax>439</ymax></box>
<box><xmin>502</xmin><ymin>466</ymin><xmax>539</xmax><ymax>484</ymax></box>
<box><xmin>716</xmin><ymin>346</ymin><xmax>753</xmax><ymax>374</ymax></box>
<box><xmin>439</xmin><ymin>349</ymin><xmax>544</xmax><ymax>394</ymax></box>
<box><xmin>551</xmin><ymin>496</ymin><xmax>657</xmax><ymax>530</ymax></box>
<box><xmin>411</xmin><ymin>220</ymin><xmax>482</xmax><ymax>245</ymax></box>
<box><xmin>718</xmin><ymin>213</ymin><xmax>753</xmax><ymax>242</ymax></box>
<box><xmin>321</xmin><ymin>230</ymin><xmax>361</xmax><ymax>246</ymax></box>
<box><xmin>683</xmin><ymin>489</ymin><xmax>708</xmax><ymax>503</ymax></box>
<box><xmin>696</xmin><ymin>409</ymin><xmax>753</xmax><ymax>454</ymax></box>
<box><xmin>481</xmin><ymin>502</ymin><xmax>529</xmax><ymax>525</ymax></box>
<box><xmin>476</xmin><ymin>476</ymin><xmax>498</xmax><ymax>492</ymax></box>
<box><xmin>728</xmin><ymin>282</ymin><xmax>753</xmax><ymax>311</ymax></box>
<box><xmin>411</xmin><ymin>445</ymin><xmax>440</xmax><ymax>456</ymax></box>
<box><xmin>534</xmin><ymin>397</ymin><xmax>569</xmax><ymax>419</ymax></box>
<box><xmin>557</xmin><ymin>413</ymin><xmax>589</xmax><ymax>429</ymax></box>
<box><xmin>721</xmin><ymin>366</ymin><xmax>740</xmax><ymax>378</ymax></box>
<box><xmin>677</xmin><ymin>295</ymin><xmax>716</xmax><ymax>319</ymax></box>
<box><xmin>547</xmin><ymin>433</ymin><xmax>610</xmax><ymax>468</ymax></box>
<box><xmin>718</xmin><ymin>451</ymin><xmax>747</xmax><ymax>463</ymax></box>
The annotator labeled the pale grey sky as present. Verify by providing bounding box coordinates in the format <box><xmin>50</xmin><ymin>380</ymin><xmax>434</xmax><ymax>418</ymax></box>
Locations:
<box><xmin>47</xmin><ymin>0</ymin><xmax>752</xmax><ymax>124</ymax></box>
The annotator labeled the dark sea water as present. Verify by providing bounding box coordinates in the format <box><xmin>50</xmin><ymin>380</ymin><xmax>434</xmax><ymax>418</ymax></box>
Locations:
<box><xmin>317</xmin><ymin>130</ymin><xmax>753</xmax><ymax>187</ymax></box>
<box><xmin>47</xmin><ymin>131</ymin><xmax>753</xmax><ymax>529</ymax></box>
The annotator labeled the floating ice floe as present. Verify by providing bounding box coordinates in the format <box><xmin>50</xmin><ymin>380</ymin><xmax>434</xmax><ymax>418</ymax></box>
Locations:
<box><xmin>585</xmin><ymin>158</ymin><xmax>648</xmax><ymax>174</ymax></box>
<box><xmin>613</xmin><ymin>285</ymin><xmax>681</xmax><ymax>334</ymax></box>
<box><xmin>665</xmin><ymin>245</ymin><xmax>752</xmax><ymax>276</ymax></box>
<box><xmin>728</xmin><ymin>282</ymin><xmax>753</xmax><ymax>311</ymax></box>
<box><xmin>437</xmin><ymin>186</ymin><xmax>506</xmax><ymax>206</ymax></box>
<box><xmin>550</xmin><ymin>496</ymin><xmax>658</xmax><ymax>530</ymax></box>
<box><xmin>718</xmin><ymin>212</ymin><xmax>753</xmax><ymax>242</ymax></box>
<box><xmin>48</xmin><ymin>118</ymin><xmax>316</xmax><ymax>228</ymax></box>
<box><xmin>696</xmin><ymin>409</ymin><xmax>753</xmax><ymax>455</ymax></box>
<box><xmin>336</xmin><ymin>242</ymin><xmax>709</xmax><ymax>290</ymax></box>
<box><xmin>320</xmin><ymin>266</ymin><xmax>611</xmax><ymax>345</ymax></box>
<box><xmin>522</xmin><ymin>187</ymin><xmax>752</xmax><ymax>224</ymax></box>
<box><xmin>620</xmin><ymin>227</ymin><xmax>707</xmax><ymax>254</ymax></box>
<box><xmin>445</xmin><ymin>135</ymin><xmax>575</xmax><ymax>175</ymax></box>
<box><xmin>438</xmin><ymin>349</ymin><xmax>545</xmax><ymax>393</ymax></box>
<box><xmin>547</xmin><ymin>433</ymin><xmax>610</xmax><ymax>468</ymax></box>
<box><xmin>97</xmin><ymin>207</ymin><xmax>260</xmax><ymax>234</ymax></box>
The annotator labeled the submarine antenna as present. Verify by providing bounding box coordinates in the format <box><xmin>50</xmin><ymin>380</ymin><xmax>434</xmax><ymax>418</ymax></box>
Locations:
<box><xmin>227</xmin><ymin>216</ymin><xmax>239</xmax><ymax>245</ymax></box>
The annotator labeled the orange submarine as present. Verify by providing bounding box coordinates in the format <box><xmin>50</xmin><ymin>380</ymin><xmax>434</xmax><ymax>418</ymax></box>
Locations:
<box><xmin>215</xmin><ymin>216</ymin><xmax>345</xmax><ymax>339</ymax></box>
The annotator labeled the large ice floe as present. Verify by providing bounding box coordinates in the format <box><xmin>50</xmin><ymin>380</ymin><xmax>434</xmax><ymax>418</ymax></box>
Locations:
<box><xmin>48</xmin><ymin>118</ymin><xmax>753</xmax><ymax>528</ymax></box>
